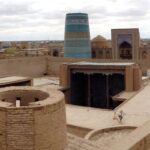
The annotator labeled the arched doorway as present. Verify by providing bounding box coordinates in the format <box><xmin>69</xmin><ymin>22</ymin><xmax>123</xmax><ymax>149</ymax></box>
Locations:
<box><xmin>98</xmin><ymin>50</ymin><xmax>103</xmax><ymax>59</ymax></box>
<box><xmin>106</xmin><ymin>50</ymin><xmax>111</xmax><ymax>59</ymax></box>
<box><xmin>119</xmin><ymin>41</ymin><xmax>132</xmax><ymax>59</ymax></box>
<box><xmin>92</xmin><ymin>49</ymin><xmax>96</xmax><ymax>58</ymax></box>
<box><xmin>52</xmin><ymin>49</ymin><xmax>59</xmax><ymax>57</ymax></box>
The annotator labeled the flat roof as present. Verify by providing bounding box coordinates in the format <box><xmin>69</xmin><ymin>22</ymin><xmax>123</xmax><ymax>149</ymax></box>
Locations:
<box><xmin>66</xmin><ymin>104</ymin><xmax>114</xmax><ymax>129</ymax></box>
<box><xmin>70</xmin><ymin>61</ymin><xmax>135</xmax><ymax>66</ymax></box>
<box><xmin>112</xmin><ymin>91</ymin><xmax>138</xmax><ymax>101</ymax></box>
<box><xmin>33</xmin><ymin>76</ymin><xmax>59</xmax><ymax>87</ymax></box>
<box><xmin>66</xmin><ymin>83</ymin><xmax>150</xmax><ymax>129</ymax></box>
<box><xmin>0</xmin><ymin>76</ymin><xmax>31</xmax><ymax>86</ymax></box>
<box><xmin>66</xmin><ymin>133</ymin><xmax>100</xmax><ymax>150</ymax></box>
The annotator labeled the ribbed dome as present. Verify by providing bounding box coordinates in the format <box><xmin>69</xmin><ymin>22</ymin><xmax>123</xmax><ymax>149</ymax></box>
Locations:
<box><xmin>92</xmin><ymin>35</ymin><xmax>107</xmax><ymax>42</ymax></box>
<box><xmin>92</xmin><ymin>35</ymin><xmax>110</xmax><ymax>48</ymax></box>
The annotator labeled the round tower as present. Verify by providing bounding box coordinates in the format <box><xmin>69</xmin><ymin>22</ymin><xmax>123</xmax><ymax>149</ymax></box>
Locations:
<box><xmin>64</xmin><ymin>13</ymin><xmax>91</xmax><ymax>58</ymax></box>
<box><xmin>0</xmin><ymin>87</ymin><xmax>67</xmax><ymax>150</ymax></box>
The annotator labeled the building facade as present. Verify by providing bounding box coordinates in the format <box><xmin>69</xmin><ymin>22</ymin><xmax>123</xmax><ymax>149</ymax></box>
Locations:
<box><xmin>111</xmin><ymin>28</ymin><xmax>140</xmax><ymax>61</ymax></box>
<box><xmin>91</xmin><ymin>35</ymin><xmax>112</xmax><ymax>59</ymax></box>
<box><xmin>60</xmin><ymin>62</ymin><xmax>142</xmax><ymax>109</ymax></box>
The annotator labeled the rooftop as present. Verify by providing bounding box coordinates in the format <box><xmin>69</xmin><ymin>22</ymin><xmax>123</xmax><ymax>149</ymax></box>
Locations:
<box><xmin>92</xmin><ymin>35</ymin><xmax>107</xmax><ymax>42</ymax></box>
<box><xmin>70</xmin><ymin>61</ymin><xmax>135</xmax><ymax>67</ymax></box>
<box><xmin>0</xmin><ymin>76</ymin><xmax>31</xmax><ymax>86</ymax></box>
<box><xmin>66</xmin><ymin>82</ymin><xmax>150</xmax><ymax>129</ymax></box>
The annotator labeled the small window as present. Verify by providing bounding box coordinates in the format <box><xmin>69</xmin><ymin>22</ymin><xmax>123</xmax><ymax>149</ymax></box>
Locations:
<box><xmin>16</xmin><ymin>97</ymin><xmax>21</xmax><ymax>100</ymax></box>
<box><xmin>35</xmin><ymin>98</ymin><xmax>39</xmax><ymax>102</ymax></box>
<box><xmin>2</xmin><ymin>99</ymin><xmax>5</xmax><ymax>102</ymax></box>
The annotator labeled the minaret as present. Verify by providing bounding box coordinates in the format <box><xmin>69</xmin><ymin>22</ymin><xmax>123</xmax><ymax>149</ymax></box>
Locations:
<box><xmin>64</xmin><ymin>13</ymin><xmax>91</xmax><ymax>58</ymax></box>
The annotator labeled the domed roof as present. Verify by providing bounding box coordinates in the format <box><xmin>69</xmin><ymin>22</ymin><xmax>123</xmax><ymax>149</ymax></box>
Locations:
<box><xmin>92</xmin><ymin>35</ymin><xmax>110</xmax><ymax>48</ymax></box>
<box><xmin>92</xmin><ymin>35</ymin><xmax>107</xmax><ymax>42</ymax></box>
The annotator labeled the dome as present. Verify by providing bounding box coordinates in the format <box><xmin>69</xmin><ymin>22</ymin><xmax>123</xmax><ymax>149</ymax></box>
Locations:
<box><xmin>92</xmin><ymin>35</ymin><xmax>107</xmax><ymax>42</ymax></box>
<box><xmin>92</xmin><ymin>35</ymin><xmax>110</xmax><ymax>48</ymax></box>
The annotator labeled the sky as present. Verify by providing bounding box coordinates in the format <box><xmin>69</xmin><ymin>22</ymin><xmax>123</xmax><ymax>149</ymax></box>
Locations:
<box><xmin>0</xmin><ymin>0</ymin><xmax>149</xmax><ymax>41</ymax></box>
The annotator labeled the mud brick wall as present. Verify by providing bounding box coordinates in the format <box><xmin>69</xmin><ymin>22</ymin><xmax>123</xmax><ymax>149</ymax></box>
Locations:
<box><xmin>0</xmin><ymin>87</ymin><xmax>67</xmax><ymax>150</ymax></box>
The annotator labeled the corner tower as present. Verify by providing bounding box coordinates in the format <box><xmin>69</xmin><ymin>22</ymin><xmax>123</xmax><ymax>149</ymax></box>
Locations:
<box><xmin>0</xmin><ymin>87</ymin><xmax>67</xmax><ymax>150</ymax></box>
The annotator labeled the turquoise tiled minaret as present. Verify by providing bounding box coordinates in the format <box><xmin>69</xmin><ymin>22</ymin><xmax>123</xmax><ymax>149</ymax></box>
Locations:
<box><xmin>64</xmin><ymin>13</ymin><xmax>91</xmax><ymax>58</ymax></box>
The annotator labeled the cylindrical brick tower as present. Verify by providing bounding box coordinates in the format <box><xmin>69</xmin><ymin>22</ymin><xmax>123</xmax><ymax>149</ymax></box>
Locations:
<box><xmin>0</xmin><ymin>87</ymin><xmax>67</xmax><ymax>150</ymax></box>
<box><xmin>64</xmin><ymin>13</ymin><xmax>91</xmax><ymax>58</ymax></box>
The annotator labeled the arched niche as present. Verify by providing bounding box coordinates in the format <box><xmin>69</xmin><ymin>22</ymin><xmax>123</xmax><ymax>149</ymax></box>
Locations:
<box><xmin>52</xmin><ymin>49</ymin><xmax>59</xmax><ymax>57</ymax></box>
<box><xmin>119</xmin><ymin>41</ymin><xmax>132</xmax><ymax>59</ymax></box>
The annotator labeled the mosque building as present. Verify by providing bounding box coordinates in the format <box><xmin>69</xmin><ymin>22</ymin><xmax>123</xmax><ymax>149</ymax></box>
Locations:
<box><xmin>91</xmin><ymin>35</ymin><xmax>112</xmax><ymax>59</ymax></box>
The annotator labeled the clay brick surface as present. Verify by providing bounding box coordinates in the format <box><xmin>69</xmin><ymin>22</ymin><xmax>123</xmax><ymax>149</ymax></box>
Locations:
<box><xmin>0</xmin><ymin>87</ymin><xmax>67</xmax><ymax>150</ymax></box>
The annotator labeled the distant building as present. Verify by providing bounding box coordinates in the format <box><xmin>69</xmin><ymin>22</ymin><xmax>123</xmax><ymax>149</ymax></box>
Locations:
<box><xmin>21</xmin><ymin>48</ymin><xmax>46</xmax><ymax>56</ymax></box>
<box><xmin>91</xmin><ymin>35</ymin><xmax>112</xmax><ymax>59</ymax></box>
<box><xmin>93</xmin><ymin>29</ymin><xmax>150</xmax><ymax>62</ymax></box>
<box><xmin>0</xmin><ymin>48</ymin><xmax>6</xmax><ymax>53</ymax></box>
<box><xmin>111</xmin><ymin>28</ymin><xmax>140</xmax><ymax>61</ymax></box>
<box><xmin>48</xmin><ymin>42</ymin><xmax>64</xmax><ymax>57</ymax></box>
<box><xmin>60</xmin><ymin>62</ymin><xmax>141</xmax><ymax>109</ymax></box>
<box><xmin>139</xmin><ymin>40</ymin><xmax>150</xmax><ymax>60</ymax></box>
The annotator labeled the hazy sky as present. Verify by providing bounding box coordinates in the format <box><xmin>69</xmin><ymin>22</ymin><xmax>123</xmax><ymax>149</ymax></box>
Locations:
<box><xmin>0</xmin><ymin>0</ymin><xmax>149</xmax><ymax>41</ymax></box>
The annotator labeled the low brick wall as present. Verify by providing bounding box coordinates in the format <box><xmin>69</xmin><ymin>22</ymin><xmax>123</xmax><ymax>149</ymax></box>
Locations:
<box><xmin>0</xmin><ymin>56</ymin><xmax>149</xmax><ymax>78</ymax></box>
<box><xmin>112</xmin><ymin>121</ymin><xmax>150</xmax><ymax>150</ymax></box>
<box><xmin>67</xmin><ymin>124</ymin><xmax>92</xmax><ymax>138</ymax></box>
<box><xmin>0</xmin><ymin>56</ymin><xmax>47</xmax><ymax>77</ymax></box>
